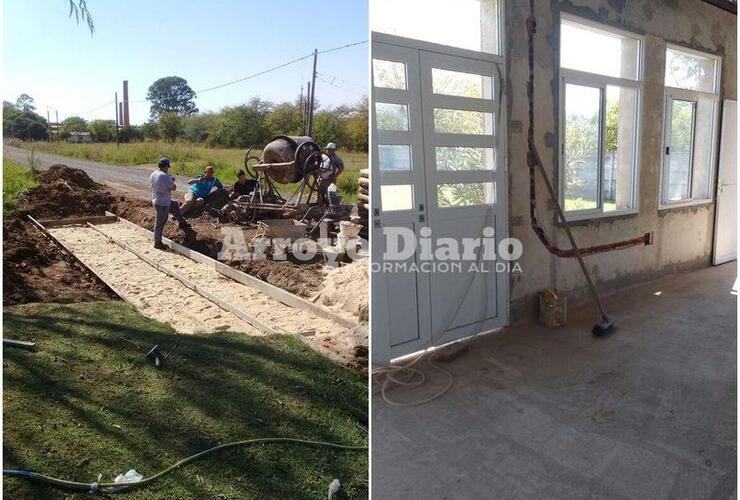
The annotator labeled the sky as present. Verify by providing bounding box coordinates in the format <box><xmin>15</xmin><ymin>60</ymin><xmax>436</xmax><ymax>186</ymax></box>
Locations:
<box><xmin>3</xmin><ymin>0</ymin><xmax>368</xmax><ymax>125</ymax></box>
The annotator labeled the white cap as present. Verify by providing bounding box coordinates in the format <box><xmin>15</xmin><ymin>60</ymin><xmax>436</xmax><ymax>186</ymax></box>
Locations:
<box><xmin>326</xmin><ymin>142</ymin><xmax>337</xmax><ymax>150</ymax></box>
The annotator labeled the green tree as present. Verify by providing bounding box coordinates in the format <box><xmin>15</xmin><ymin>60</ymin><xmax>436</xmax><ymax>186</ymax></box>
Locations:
<box><xmin>206</xmin><ymin>98</ymin><xmax>272</xmax><ymax>148</ymax></box>
<box><xmin>141</xmin><ymin>121</ymin><xmax>160</xmax><ymax>141</ymax></box>
<box><xmin>159</xmin><ymin>112</ymin><xmax>184</xmax><ymax>142</ymax></box>
<box><xmin>146</xmin><ymin>76</ymin><xmax>198</xmax><ymax>119</ymax></box>
<box><xmin>264</xmin><ymin>101</ymin><xmax>304</xmax><ymax>137</ymax></box>
<box><xmin>16</xmin><ymin>94</ymin><xmax>36</xmax><ymax>113</ymax></box>
<box><xmin>182</xmin><ymin>113</ymin><xmax>216</xmax><ymax>143</ymax></box>
<box><xmin>88</xmin><ymin>119</ymin><xmax>115</xmax><ymax>142</ymax></box>
<box><xmin>59</xmin><ymin>116</ymin><xmax>88</xmax><ymax>139</ymax></box>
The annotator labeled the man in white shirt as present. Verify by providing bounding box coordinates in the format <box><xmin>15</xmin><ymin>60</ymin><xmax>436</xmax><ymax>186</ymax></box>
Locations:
<box><xmin>150</xmin><ymin>157</ymin><xmax>189</xmax><ymax>250</ymax></box>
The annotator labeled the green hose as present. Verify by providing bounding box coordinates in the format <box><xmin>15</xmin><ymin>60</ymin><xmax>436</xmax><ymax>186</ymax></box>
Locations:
<box><xmin>4</xmin><ymin>437</ymin><xmax>367</xmax><ymax>494</ymax></box>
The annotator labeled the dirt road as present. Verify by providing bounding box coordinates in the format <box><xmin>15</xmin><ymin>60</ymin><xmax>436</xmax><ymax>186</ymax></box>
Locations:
<box><xmin>5</xmin><ymin>145</ymin><xmax>191</xmax><ymax>201</ymax></box>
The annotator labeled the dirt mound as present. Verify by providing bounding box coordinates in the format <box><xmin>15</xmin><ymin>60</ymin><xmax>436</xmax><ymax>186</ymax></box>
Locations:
<box><xmin>3</xmin><ymin>215</ymin><xmax>117</xmax><ymax>306</ymax></box>
<box><xmin>312</xmin><ymin>260</ymin><xmax>368</xmax><ymax>321</ymax></box>
<box><xmin>235</xmin><ymin>260</ymin><xmax>325</xmax><ymax>298</ymax></box>
<box><xmin>17</xmin><ymin>164</ymin><xmax>115</xmax><ymax>219</ymax></box>
<box><xmin>40</xmin><ymin>164</ymin><xmax>100</xmax><ymax>189</ymax></box>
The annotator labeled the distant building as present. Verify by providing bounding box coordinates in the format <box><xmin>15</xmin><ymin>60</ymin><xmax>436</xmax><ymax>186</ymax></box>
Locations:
<box><xmin>67</xmin><ymin>132</ymin><xmax>92</xmax><ymax>143</ymax></box>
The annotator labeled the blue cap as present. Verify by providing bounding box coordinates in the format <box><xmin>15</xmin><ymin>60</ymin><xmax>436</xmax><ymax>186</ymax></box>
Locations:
<box><xmin>158</xmin><ymin>157</ymin><xmax>170</xmax><ymax>168</ymax></box>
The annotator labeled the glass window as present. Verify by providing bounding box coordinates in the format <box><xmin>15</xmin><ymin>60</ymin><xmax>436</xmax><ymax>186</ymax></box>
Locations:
<box><xmin>433</xmin><ymin>109</ymin><xmax>493</xmax><ymax>135</ymax></box>
<box><xmin>375</xmin><ymin>103</ymin><xmax>409</xmax><ymax>131</ymax></box>
<box><xmin>559</xmin><ymin>16</ymin><xmax>642</xmax><ymax>217</ymax></box>
<box><xmin>373</xmin><ymin>59</ymin><xmax>407</xmax><ymax>90</ymax></box>
<box><xmin>435</xmin><ymin>147</ymin><xmax>495</xmax><ymax>171</ymax></box>
<box><xmin>661</xmin><ymin>46</ymin><xmax>720</xmax><ymax>206</ymax></box>
<box><xmin>563</xmin><ymin>84</ymin><xmax>600</xmax><ymax>211</ymax></box>
<box><xmin>432</xmin><ymin>68</ymin><xmax>493</xmax><ymax>99</ymax></box>
<box><xmin>665</xmin><ymin>47</ymin><xmax>718</xmax><ymax>93</ymax></box>
<box><xmin>371</xmin><ymin>0</ymin><xmax>499</xmax><ymax>55</ymax></box>
<box><xmin>437</xmin><ymin>182</ymin><xmax>495</xmax><ymax>207</ymax></box>
<box><xmin>603</xmin><ymin>85</ymin><xmax>637</xmax><ymax>212</ymax></box>
<box><xmin>381</xmin><ymin>184</ymin><xmax>414</xmax><ymax>211</ymax></box>
<box><xmin>378</xmin><ymin>145</ymin><xmax>412</xmax><ymax>172</ymax></box>
<box><xmin>561</xmin><ymin>18</ymin><xmax>641</xmax><ymax>81</ymax></box>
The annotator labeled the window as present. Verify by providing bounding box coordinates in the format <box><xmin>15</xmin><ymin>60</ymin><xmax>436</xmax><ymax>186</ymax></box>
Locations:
<box><xmin>370</xmin><ymin>0</ymin><xmax>500</xmax><ymax>55</ymax></box>
<box><xmin>559</xmin><ymin>16</ymin><xmax>642</xmax><ymax>218</ymax></box>
<box><xmin>660</xmin><ymin>46</ymin><xmax>721</xmax><ymax>207</ymax></box>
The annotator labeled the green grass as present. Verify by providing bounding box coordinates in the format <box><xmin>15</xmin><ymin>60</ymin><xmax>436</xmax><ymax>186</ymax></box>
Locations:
<box><xmin>564</xmin><ymin>197</ymin><xmax>616</xmax><ymax>212</ymax></box>
<box><xmin>11</xmin><ymin>141</ymin><xmax>367</xmax><ymax>203</ymax></box>
<box><xmin>3</xmin><ymin>302</ymin><xmax>368</xmax><ymax>499</ymax></box>
<box><xmin>3</xmin><ymin>157</ymin><xmax>38</xmax><ymax>211</ymax></box>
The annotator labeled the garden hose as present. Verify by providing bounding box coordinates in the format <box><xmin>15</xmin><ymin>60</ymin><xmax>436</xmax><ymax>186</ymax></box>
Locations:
<box><xmin>4</xmin><ymin>437</ymin><xmax>367</xmax><ymax>495</ymax></box>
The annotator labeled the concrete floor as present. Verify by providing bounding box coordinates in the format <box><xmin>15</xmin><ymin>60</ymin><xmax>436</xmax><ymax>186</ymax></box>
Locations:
<box><xmin>372</xmin><ymin>264</ymin><xmax>737</xmax><ymax>499</ymax></box>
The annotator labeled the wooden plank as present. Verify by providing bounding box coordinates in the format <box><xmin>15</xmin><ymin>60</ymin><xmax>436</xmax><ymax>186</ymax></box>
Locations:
<box><xmin>87</xmin><ymin>223</ymin><xmax>283</xmax><ymax>336</ymax></box>
<box><xmin>38</xmin><ymin>215</ymin><xmax>118</xmax><ymax>228</ymax></box>
<box><xmin>27</xmin><ymin>215</ymin><xmax>126</xmax><ymax>300</ymax></box>
<box><xmin>106</xmin><ymin>212</ymin><xmax>358</xmax><ymax>328</ymax></box>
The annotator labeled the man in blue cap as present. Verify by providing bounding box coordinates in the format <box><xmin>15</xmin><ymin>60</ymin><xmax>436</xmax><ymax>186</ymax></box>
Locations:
<box><xmin>150</xmin><ymin>157</ymin><xmax>189</xmax><ymax>250</ymax></box>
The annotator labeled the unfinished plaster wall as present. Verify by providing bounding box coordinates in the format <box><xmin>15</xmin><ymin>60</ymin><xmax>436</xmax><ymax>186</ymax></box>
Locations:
<box><xmin>506</xmin><ymin>0</ymin><xmax>737</xmax><ymax>321</ymax></box>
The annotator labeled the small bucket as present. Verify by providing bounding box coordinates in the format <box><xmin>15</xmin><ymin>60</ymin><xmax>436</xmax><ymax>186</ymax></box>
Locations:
<box><xmin>539</xmin><ymin>289</ymin><xmax>567</xmax><ymax>328</ymax></box>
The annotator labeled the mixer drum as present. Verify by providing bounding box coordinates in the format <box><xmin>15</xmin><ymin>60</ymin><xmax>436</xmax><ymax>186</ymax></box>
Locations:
<box><xmin>261</xmin><ymin>135</ymin><xmax>320</xmax><ymax>184</ymax></box>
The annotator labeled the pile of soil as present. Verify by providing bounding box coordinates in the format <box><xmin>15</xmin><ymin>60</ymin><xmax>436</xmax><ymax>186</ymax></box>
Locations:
<box><xmin>15</xmin><ymin>164</ymin><xmax>116</xmax><ymax>220</ymax></box>
<box><xmin>312</xmin><ymin>260</ymin><xmax>369</xmax><ymax>321</ymax></box>
<box><xmin>234</xmin><ymin>260</ymin><xmax>326</xmax><ymax>298</ymax></box>
<box><xmin>4</xmin><ymin>164</ymin><xmax>122</xmax><ymax>305</ymax></box>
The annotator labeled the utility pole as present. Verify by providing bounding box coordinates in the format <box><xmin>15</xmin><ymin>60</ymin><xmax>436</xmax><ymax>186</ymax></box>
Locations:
<box><xmin>115</xmin><ymin>92</ymin><xmax>120</xmax><ymax>146</ymax></box>
<box><xmin>307</xmin><ymin>48</ymin><xmax>318</xmax><ymax>138</ymax></box>
<box><xmin>46</xmin><ymin>109</ymin><xmax>52</xmax><ymax>142</ymax></box>
<box><xmin>305</xmin><ymin>81</ymin><xmax>311</xmax><ymax>135</ymax></box>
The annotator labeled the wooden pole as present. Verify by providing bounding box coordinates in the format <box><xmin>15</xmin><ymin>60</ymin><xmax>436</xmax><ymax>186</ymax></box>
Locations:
<box><xmin>307</xmin><ymin>48</ymin><xmax>317</xmax><ymax>138</ymax></box>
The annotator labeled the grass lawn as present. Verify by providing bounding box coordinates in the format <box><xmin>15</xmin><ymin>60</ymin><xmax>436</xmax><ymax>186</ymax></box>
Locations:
<box><xmin>11</xmin><ymin>140</ymin><xmax>366</xmax><ymax>203</ymax></box>
<box><xmin>3</xmin><ymin>302</ymin><xmax>368</xmax><ymax>499</ymax></box>
<box><xmin>3</xmin><ymin>157</ymin><xmax>38</xmax><ymax>211</ymax></box>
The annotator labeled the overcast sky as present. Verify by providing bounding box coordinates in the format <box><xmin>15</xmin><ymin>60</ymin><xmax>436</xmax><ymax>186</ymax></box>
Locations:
<box><xmin>3</xmin><ymin>0</ymin><xmax>368</xmax><ymax>124</ymax></box>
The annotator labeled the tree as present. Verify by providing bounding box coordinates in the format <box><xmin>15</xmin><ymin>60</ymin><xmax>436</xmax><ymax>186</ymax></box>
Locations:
<box><xmin>141</xmin><ymin>121</ymin><xmax>160</xmax><ymax>141</ymax></box>
<box><xmin>206</xmin><ymin>98</ymin><xmax>272</xmax><ymax>148</ymax></box>
<box><xmin>88</xmin><ymin>119</ymin><xmax>115</xmax><ymax>142</ymax></box>
<box><xmin>264</xmin><ymin>101</ymin><xmax>303</xmax><ymax>137</ymax></box>
<box><xmin>159</xmin><ymin>112</ymin><xmax>183</xmax><ymax>142</ymax></box>
<box><xmin>59</xmin><ymin>116</ymin><xmax>88</xmax><ymax>139</ymax></box>
<box><xmin>182</xmin><ymin>113</ymin><xmax>216</xmax><ymax>143</ymax></box>
<box><xmin>146</xmin><ymin>76</ymin><xmax>198</xmax><ymax>119</ymax></box>
<box><xmin>68</xmin><ymin>0</ymin><xmax>94</xmax><ymax>34</ymax></box>
<box><xmin>16</xmin><ymin>94</ymin><xmax>36</xmax><ymax>113</ymax></box>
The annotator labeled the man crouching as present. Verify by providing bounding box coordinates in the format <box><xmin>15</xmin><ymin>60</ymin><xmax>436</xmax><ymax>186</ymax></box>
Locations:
<box><xmin>150</xmin><ymin>157</ymin><xmax>190</xmax><ymax>250</ymax></box>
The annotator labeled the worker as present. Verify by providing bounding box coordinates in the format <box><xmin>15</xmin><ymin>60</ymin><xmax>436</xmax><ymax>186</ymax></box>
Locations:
<box><xmin>150</xmin><ymin>157</ymin><xmax>189</xmax><ymax>250</ymax></box>
<box><xmin>229</xmin><ymin>169</ymin><xmax>257</xmax><ymax>200</ymax></box>
<box><xmin>181</xmin><ymin>165</ymin><xmax>224</xmax><ymax>215</ymax></box>
<box><xmin>318</xmin><ymin>142</ymin><xmax>345</xmax><ymax>206</ymax></box>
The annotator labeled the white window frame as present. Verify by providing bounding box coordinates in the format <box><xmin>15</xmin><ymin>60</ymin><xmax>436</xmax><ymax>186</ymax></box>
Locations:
<box><xmin>659</xmin><ymin>44</ymin><xmax>722</xmax><ymax>209</ymax></box>
<box><xmin>558</xmin><ymin>14</ymin><xmax>644</xmax><ymax>221</ymax></box>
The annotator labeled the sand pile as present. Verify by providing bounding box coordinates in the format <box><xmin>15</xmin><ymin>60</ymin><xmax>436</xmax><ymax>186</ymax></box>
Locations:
<box><xmin>312</xmin><ymin>260</ymin><xmax>369</xmax><ymax>321</ymax></box>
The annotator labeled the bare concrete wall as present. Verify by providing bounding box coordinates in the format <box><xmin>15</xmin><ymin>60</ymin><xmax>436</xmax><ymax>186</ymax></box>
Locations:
<box><xmin>505</xmin><ymin>0</ymin><xmax>737</xmax><ymax>321</ymax></box>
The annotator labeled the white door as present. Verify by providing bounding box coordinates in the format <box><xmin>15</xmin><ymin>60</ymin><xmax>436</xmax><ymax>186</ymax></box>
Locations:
<box><xmin>713</xmin><ymin>99</ymin><xmax>737</xmax><ymax>265</ymax></box>
<box><xmin>371</xmin><ymin>36</ymin><xmax>508</xmax><ymax>365</ymax></box>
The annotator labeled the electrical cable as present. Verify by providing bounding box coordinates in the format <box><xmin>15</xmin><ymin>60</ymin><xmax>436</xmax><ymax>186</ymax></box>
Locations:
<box><xmin>4</xmin><ymin>437</ymin><xmax>367</xmax><ymax>495</ymax></box>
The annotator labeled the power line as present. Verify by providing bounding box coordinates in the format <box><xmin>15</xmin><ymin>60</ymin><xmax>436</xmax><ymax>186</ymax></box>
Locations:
<box><xmin>316</xmin><ymin>71</ymin><xmax>366</xmax><ymax>90</ymax></box>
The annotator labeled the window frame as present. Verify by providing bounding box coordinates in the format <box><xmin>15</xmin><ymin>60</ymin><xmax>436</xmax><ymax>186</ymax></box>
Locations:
<box><xmin>659</xmin><ymin>44</ymin><xmax>722</xmax><ymax>210</ymax></box>
<box><xmin>558</xmin><ymin>14</ymin><xmax>644</xmax><ymax>221</ymax></box>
